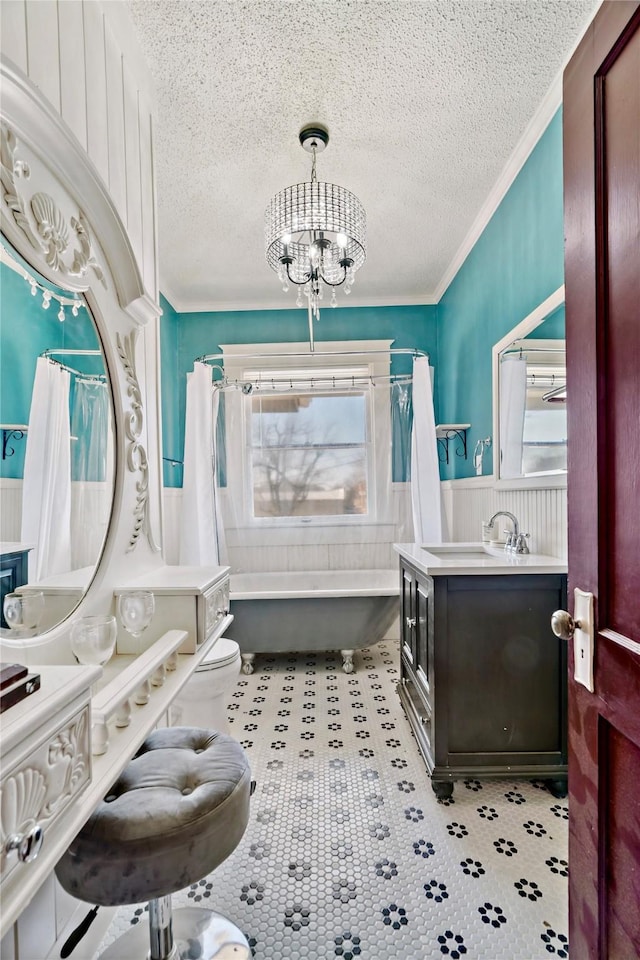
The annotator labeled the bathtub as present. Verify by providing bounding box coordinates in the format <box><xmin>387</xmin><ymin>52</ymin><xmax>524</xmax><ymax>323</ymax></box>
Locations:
<box><xmin>229</xmin><ymin>569</ymin><xmax>399</xmax><ymax>673</ymax></box>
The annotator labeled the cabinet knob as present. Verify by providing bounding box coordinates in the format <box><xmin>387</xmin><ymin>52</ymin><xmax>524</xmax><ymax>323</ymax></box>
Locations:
<box><xmin>551</xmin><ymin>609</ymin><xmax>580</xmax><ymax>641</ymax></box>
<box><xmin>405</xmin><ymin>617</ymin><xmax>416</xmax><ymax>628</ymax></box>
<box><xmin>5</xmin><ymin>824</ymin><xmax>44</xmax><ymax>863</ymax></box>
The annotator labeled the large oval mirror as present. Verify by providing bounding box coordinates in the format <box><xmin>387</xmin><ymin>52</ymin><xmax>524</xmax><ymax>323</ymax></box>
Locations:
<box><xmin>0</xmin><ymin>238</ymin><xmax>114</xmax><ymax>633</ymax></box>
<box><xmin>492</xmin><ymin>286</ymin><xmax>566</xmax><ymax>487</ymax></box>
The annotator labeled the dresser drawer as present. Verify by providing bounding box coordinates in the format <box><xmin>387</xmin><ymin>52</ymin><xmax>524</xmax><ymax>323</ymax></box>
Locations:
<box><xmin>1</xmin><ymin>689</ymin><xmax>92</xmax><ymax>885</ymax></box>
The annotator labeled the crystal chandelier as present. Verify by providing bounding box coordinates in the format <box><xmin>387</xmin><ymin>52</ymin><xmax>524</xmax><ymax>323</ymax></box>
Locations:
<box><xmin>265</xmin><ymin>125</ymin><xmax>366</xmax><ymax>350</ymax></box>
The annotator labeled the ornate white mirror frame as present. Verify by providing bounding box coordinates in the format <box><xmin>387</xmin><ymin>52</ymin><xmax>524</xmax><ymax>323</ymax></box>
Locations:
<box><xmin>0</xmin><ymin>58</ymin><xmax>163</xmax><ymax>660</ymax></box>
<box><xmin>492</xmin><ymin>285</ymin><xmax>567</xmax><ymax>491</ymax></box>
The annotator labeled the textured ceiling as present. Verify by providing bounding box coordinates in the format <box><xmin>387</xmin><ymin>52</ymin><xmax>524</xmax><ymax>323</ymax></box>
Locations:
<box><xmin>127</xmin><ymin>0</ymin><xmax>599</xmax><ymax>312</ymax></box>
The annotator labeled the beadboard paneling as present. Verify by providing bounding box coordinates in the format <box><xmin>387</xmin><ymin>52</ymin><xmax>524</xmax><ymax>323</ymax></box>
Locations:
<box><xmin>1</xmin><ymin>1</ymin><xmax>27</xmax><ymax>75</ymax></box>
<box><xmin>58</xmin><ymin>1</ymin><xmax>87</xmax><ymax>150</ymax></box>
<box><xmin>163</xmin><ymin>485</ymin><xmax>413</xmax><ymax>572</ymax></box>
<box><xmin>83</xmin><ymin>0</ymin><xmax>109</xmax><ymax>185</ymax></box>
<box><xmin>25</xmin><ymin>1</ymin><xmax>60</xmax><ymax>112</ymax></box>
<box><xmin>163</xmin><ymin>480</ymin><xmax>566</xmax><ymax>571</ymax></box>
<box><xmin>442</xmin><ymin>478</ymin><xmax>567</xmax><ymax>558</ymax></box>
<box><xmin>0</xmin><ymin>479</ymin><xmax>22</xmax><ymax>541</ymax></box>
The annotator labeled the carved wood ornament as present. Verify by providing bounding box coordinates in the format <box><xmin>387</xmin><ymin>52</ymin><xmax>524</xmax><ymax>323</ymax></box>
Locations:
<box><xmin>116</xmin><ymin>331</ymin><xmax>160</xmax><ymax>553</ymax></box>
<box><xmin>1</xmin><ymin>124</ymin><xmax>105</xmax><ymax>287</ymax></box>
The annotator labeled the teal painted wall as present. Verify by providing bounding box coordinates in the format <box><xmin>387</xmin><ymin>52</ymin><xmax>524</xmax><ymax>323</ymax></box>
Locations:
<box><xmin>436</xmin><ymin>108</ymin><xmax>565</xmax><ymax>479</ymax></box>
<box><xmin>160</xmin><ymin>302</ymin><xmax>438</xmax><ymax>488</ymax></box>
<box><xmin>0</xmin><ymin>260</ymin><xmax>100</xmax><ymax>479</ymax></box>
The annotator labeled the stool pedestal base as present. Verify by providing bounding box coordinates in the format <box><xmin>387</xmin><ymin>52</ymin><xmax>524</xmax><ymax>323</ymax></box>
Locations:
<box><xmin>99</xmin><ymin>906</ymin><xmax>250</xmax><ymax>960</ymax></box>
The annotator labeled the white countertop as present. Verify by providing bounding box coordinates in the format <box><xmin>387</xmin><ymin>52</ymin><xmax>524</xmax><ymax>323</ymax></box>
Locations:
<box><xmin>394</xmin><ymin>542</ymin><xmax>567</xmax><ymax>576</ymax></box>
<box><xmin>114</xmin><ymin>564</ymin><xmax>230</xmax><ymax>595</ymax></box>
<box><xmin>0</xmin><ymin>542</ymin><xmax>34</xmax><ymax>556</ymax></box>
<box><xmin>16</xmin><ymin>565</ymin><xmax>93</xmax><ymax>594</ymax></box>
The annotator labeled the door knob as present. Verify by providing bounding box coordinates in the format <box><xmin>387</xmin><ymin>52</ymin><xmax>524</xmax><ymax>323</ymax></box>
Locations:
<box><xmin>551</xmin><ymin>609</ymin><xmax>581</xmax><ymax>640</ymax></box>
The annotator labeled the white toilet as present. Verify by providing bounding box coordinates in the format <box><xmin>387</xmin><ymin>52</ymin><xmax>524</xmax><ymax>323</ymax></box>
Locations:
<box><xmin>172</xmin><ymin>637</ymin><xmax>241</xmax><ymax>735</ymax></box>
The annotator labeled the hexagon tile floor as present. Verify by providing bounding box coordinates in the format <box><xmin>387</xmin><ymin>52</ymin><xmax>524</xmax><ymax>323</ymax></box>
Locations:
<box><xmin>97</xmin><ymin>639</ymin><xmax>569</xmax><ymax>960</ymax></box>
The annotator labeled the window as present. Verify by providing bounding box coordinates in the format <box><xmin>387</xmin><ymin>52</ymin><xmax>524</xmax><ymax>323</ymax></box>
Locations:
<box><xmin>221</xmin><ymin>341</ymin><xmax>393</xmax><ymax>528</ymax></box>
<box><xmin>248</xmin><ymin>378</ymin><xmax>369</xmax><ymax>519</ymax></box>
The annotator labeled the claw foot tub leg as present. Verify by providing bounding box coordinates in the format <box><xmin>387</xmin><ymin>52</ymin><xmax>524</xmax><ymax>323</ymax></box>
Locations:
<box><xmin>341</xmin><ymin>649</ymin><xmax>355</xmax><ymax>674</ymax></box>
<box><xmin>241</xmin><ymin>653</ymin><xmax>255</xmax><ymax>675</ymax></box>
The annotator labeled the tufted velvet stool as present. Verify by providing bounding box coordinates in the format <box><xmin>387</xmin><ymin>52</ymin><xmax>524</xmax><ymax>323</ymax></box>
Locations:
<box><xmin>55</xmin><ymin>727</ymin><xmax>252</xmax><ymax>960</ymax></box>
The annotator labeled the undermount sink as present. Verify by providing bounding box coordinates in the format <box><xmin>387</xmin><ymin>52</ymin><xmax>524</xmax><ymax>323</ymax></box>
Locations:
<box><xmin>421</xmin><ymin>543</ymin><xmax>497</xmax><ymax>560</ymax></box>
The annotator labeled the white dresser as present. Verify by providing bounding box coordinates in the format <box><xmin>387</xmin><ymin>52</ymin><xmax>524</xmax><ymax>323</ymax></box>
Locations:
<box><xmin>114</xmin><ymin>565</ymin><xmax>230</xmax><ymax>655</ymax></box>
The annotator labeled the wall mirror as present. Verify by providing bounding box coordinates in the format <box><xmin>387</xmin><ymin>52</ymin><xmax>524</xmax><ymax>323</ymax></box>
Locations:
<box><xmin>0</xmin><ymin>238</ymin><xmax>115</xmax><ymax>633</ymax></box>
<box><xmin>492</xmin><ymin>286</ymin><xmax>567</xmax><ymax>488</ymax></box>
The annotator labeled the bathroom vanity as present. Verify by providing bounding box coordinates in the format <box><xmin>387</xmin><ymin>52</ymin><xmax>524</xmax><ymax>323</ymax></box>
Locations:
<box><xmin>394</xmin><ymin>542</ymin><xmax>568</xmax><ymax>798</ymax></box>
<box><xmin>0</xmin><ymin>543</ymin><xmax>32</xmax><ymax>628</ymax></box>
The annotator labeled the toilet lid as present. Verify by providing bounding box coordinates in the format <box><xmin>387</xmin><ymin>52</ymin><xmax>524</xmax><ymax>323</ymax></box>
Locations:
<box><xmin>197</xmin><ymin>636</ymin><xmax>240</xmax><ymax>671</ymax></box>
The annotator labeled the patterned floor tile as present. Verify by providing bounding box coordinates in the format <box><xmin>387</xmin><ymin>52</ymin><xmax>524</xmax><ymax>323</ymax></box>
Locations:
<box><xmin>96</xmin><ymin>640</ymin><xmax>568</xmax><ymax>959</ymax></box>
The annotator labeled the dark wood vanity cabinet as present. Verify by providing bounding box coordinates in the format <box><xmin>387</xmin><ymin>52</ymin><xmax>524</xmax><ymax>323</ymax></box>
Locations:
<box><xmin>398</xmin><ymin>560</ymin><xmax>568</xmax><ymax>798</ymax></box>
<box><xmin>0</xmin><ymin>547</ymin><xmax>30</xmax><ymax>628</ymax></box>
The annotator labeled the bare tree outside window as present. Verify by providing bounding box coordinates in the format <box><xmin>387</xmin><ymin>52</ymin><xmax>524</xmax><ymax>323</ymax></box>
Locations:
<box><xmin>250</xmin><ymin>392</ymin><xmax>368</xmax><ymax>518</ymax></box>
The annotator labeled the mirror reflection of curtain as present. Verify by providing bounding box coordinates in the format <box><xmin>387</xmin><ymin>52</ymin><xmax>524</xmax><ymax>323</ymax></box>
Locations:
<box><xmin>391</xmin><ymin>380</ymin><xmax>413</xmax><ymax>483</ymax></box>
<box><xmin>180</xmin><ymin>362</ymin><xmax>227</xmax><ymax>565</ymax></box>
<box><xmin>410</xmin><ymin>356</ymin><xmax>442</xmax><ymax>543</ymax></box>
<box><xmin>21</xmin><ymin>357</ymin><xmax>71</xmax><ymax>581</ymax></box>
<box><xmin>70</xmin><ymin>378</ymin><xmax>110</xmax><ymax>569</ymax></box>
<box><xmin>499</xmin><ymin>356</ymin><xmax>527</xmax><ymax>478</ymax></box>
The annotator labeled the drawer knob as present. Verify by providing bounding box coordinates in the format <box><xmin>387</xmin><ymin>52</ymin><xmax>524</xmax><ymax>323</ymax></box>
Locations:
<box><xmin>405</xmin><ymin>617</ymin><xmax>416</xmax><ymax>628</ymax></box>
<box><xmin>5</xmin><ymin>824</ymin><xmax>44</xmax><ymax>863</ymax></box>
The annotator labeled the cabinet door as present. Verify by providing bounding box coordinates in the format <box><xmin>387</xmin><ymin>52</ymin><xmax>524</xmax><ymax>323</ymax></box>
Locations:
<box><xmin>414</xmin><ymin>572</ymin><xmax>433</xmax><ymax>702</ymax></box>
<box><xmin>400</xmin><ymin>564</ymin><xmax>417</xmax><ymax>668</ymax></box>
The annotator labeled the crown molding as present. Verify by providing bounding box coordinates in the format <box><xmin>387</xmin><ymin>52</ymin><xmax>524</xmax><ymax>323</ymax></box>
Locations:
<box><xmin>160</xmin><ymin>291</ymin><xmax>438</xmax><ymax>314</ymax></box>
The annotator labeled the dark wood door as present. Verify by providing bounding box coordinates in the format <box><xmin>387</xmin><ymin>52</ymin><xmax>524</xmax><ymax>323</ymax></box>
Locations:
<box><xmin>563</xmin><ymin>3</ymin><xmax>640</xmax><ymax>957</ymax></box>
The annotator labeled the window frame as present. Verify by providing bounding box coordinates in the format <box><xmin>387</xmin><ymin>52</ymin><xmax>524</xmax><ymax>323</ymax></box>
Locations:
<box><xmin>220</xmin><ymin>340</ymin><xmax>393</xmax><ymax>530</ymax></box>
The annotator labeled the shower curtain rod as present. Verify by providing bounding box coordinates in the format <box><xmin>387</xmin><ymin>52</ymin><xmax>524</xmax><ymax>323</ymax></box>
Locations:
<box><xmin>40</xmin><ymin>348</ymin><xmax>106</xmax><ymax>381</ymax></box>
<box><xmin>195</xmin><ymin>346</ymin><xmax>428</xmax><ymax>391</ymax></box>
<box><xmin>501</xmin><ymin>345</ymin><xmax>565</xmax><ymax>358</ymax></box>
<box><xmin>210</xmin><ymin>372</ymin><xmax>415</xmax><ymax>392</ymax></box>
<box><xmin>195</xmin><ymin>346</ymin><xmax>429</xmax><ymax>364</ymax></box>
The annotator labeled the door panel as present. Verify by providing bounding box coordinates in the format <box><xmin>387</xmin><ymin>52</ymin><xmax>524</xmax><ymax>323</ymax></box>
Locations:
<box><xmin>602</xmin><ymin>26</ymin><xmax>640</xmax><ymax>638</ymax></box>
<box><xmin>563</xmin><ymin>3</ymin><xmax>640</xmax><ymax>957</ymax></box>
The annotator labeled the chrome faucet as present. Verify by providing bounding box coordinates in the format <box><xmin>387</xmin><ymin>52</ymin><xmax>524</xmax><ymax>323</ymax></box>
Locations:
<box><xmin>486</xmin><ymin>511</ymin><xmax>530</xmax><ymax>554</ymax></box>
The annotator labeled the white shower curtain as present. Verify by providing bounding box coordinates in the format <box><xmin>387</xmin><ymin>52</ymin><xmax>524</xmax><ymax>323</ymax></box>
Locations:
<box><xmin>499</xmin><ymin>356</ymin><xmax>527</xmax><ymax>479</ymax></box>
<box><xmin>410</xmin><ymin>355</ymin><xmax>442</xmax><ymax>544</ymax></box>
<box><xmin>70</xmin><ymin>379</ymin><xmax>110</xmax><ymax>569</ymax></box>
<box><xmin>180</xmin><ymin>362</ymin><xmax>227</xmax><ymax>565</ymax></box>
<box><xmin>21</xmin><ymin>357</ymin><xmax>72</xmax><ymax>581</ymax></box>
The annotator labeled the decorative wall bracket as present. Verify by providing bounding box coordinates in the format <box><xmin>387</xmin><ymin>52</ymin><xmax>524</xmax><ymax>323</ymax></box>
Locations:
<box><xmin>1</xmin><ymin>426</ymin><xmax>27</xmax><ymax>460</ymax></box>
<box><xmin>435</xmin><ymin>424</ymin><xmax>471</xmax><ymax>465</ymax></box>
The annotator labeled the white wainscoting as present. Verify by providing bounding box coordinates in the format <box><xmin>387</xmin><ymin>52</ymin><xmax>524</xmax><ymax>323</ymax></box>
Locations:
<box><xmin>0</xmin><ymin>0</ymin><xmax>157</xmax><ymax>297</ymax></box>
<box><xmin>162</xmin><ymin>484</ymin><xmax>414</xmax><ymax>572</ymax></box>
<box><xmin>0</xmin><ymin>479</ymin><xmax>113</xmax><ymax>567</ymax></box>
<box><xmin>441</xmin><ymin>477</ymin><xmax>567</xmax><ymax>559</ymax></box>
<box><xmin>0</xmin><ymin>478</ymin><xmax>21</xmax><ymax>541</ymax></box>
<box><xmin>164</xmin><ymin>477</ymin><xmax>567</xmax><ymax>569</ymax></box>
